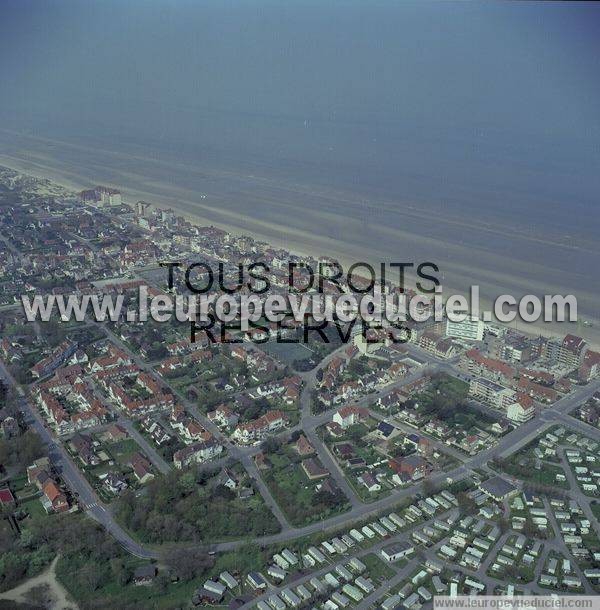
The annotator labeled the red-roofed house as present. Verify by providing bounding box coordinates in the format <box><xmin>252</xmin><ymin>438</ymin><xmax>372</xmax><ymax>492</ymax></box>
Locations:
<box><xmin>506</xmin><ymin>394</ymin><xmax>535</xmax><ymax>423</ymax></box>
<box><xmin>461</xmin><ymin>349</ymin><xmax>516</xmax><ymax>384</ymax></box>
<box><xmin>389</xmin><ymin>454</ymin><xmax>429</xmax><ymax>481</ymax></box>
<box><xmin>295</xmin><ymin>434</ymin><xmax>314</xmax><ymax>456</ymax></box>
<box><xmin>207</xmin><ymin>404</ymin><xmax>239</xmax><ymax>428</ymax></box>
<box><xmin>231</xmin><ymin>410</ymin><xmax>286</xmax><ymax>444</ymax></box>
<box><xmin>41</xmin><ymin>480</ymin><xmax>69</xmax><ymax>513</ymax></box>
<box><xmin>0</xmin><ymin>488</ymin><xmax>15</xmax><ymax>507</ymax></box>
<box><xmin>129</xmin><ymin>452</ymin><xmax>155</xmax><ymax>484</ymax></box>
<box><xmin>517</xmin><ymin>378</ymin><xmax>558</xmax><ymax>404</ymax></box>
<box><xmin>579</xmin><ymin>350</ymin><xmax>600</xmax><ymax>383</ymax></box>
<box><xmin>332</xmin><ymin>406</ymin><xmax>369</xmax><ymax>430</ymax></box>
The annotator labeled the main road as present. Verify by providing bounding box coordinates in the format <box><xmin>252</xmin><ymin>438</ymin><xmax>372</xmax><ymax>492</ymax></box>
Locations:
<box><xmin>0</xmin><ymin>359</ymin><xmax>157</xmax><ymax>559</ymax></box>
<box><xmin>3</xmin><ymin>335</ymin><xmax>599</xmax><ymax>560</ymax></box>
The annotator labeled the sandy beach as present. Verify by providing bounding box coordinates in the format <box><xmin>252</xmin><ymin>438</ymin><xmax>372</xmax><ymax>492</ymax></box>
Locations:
<box><xmin>1</xmin><ymin>131</ymin><xmax>598</xmax><ymax>348</ymax></box>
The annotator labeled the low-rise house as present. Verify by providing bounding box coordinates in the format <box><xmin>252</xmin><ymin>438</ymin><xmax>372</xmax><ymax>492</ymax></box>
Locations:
<box><xmin>539</xmin><ymin>574</ymin><xmax>558</xmax><ymax>587</ymax></box>
<box><xmin>71</xmin><ymin>433</ymin><xmax>98</xmax><ymax>466</ymax></box>
<box><xmin>219</xmin><ymin>571</ymin><xmax>239</xmax><ymax>589</ymax></box>
<box><xmin>349</xmin><ymin>558</ymin><xmax>366</xmax><ymax>573</ymax></box>
<box><xmin>216</xmin><ymin>468</ymin><xmax>239</xmax><ymax>490</ymax></box>
<box><xmin>332</xmin><ymin>405</ymin><xmax>369</xmax><ymax>430</ymax></box>
<box><xmin>231</xmin><ymin>410</ymin><xmax>286</xmax><ymax>444</ymax></box>
<box><xmin>31</xmin><ymin>340</ymin><xmax>77</xmax><ymax>379</ymax></box>
<box><xmin>341</xmin><ymin>584</ymin><xmax>363</xmax><ymax>602</ymax></box>
<box><xmin>301</xmin><ymin>457</ymin><xmax>329</xmax><ymax>480</ymax></box>
<box><xmin>106</xmin><ymin>423</ymin><xmax>128</xmax><ymax>442</ymax></box>
<box><xmin>101</xmin><ymin>472</ymin><xmax>128</xmax><ymax>494</ymax></box>
<box><xmin>1</xmin><ymin>416</ymin><xmax>19</xmax><ymax>439</ymax></box>
<box><xmin>389</xmin><ymin>454</ymin><xmax>429</xmax><ymax>481</ymax></box>
<box><xmin>478</xmin><ymin>475</ymin><xmax>517</xmax><ymax>501</ymax></box>
<box><xmin>173</xmin><ymin>439</ymin><xmax>223</xmax><ymax>468</ymax></box>
<box><xmin>381</xmin><ymin>541</ymin><xmax>414</xmax><ymax>562</ymax></box>
<box><xmin>246</xmin><ymin>572</ymin><xmax>267</xmax><ymax>590</ymax></box>
<box><xmin>295</xmin><ymin>434</ymin><xmax>314</xmax><ymax>456</ymax></box>
<box><xmin>358</xmin><ymin>472</ymin><xmax>381</xmax><ymax>492</ymax></box>
<box><xmin>141</xmin><ymin>418</ymin><xmax>171</xmax><ymax>446</ymax></box>
<box><xmin>0</xmin><ymin>488</ymin><xmax>15</xmax><ymax>507</ymax></box>
<box><xmin>133</xmin><ymin>565</ymin><xmax>157</xmax><ymax>586</ymax></box>
<box><xmin>129</xmin><ymin>452</ymin><xmax>155</xmax><ymax>484</ymax></box>
<box><xmin>268</xmin><ymin>565</ymin><xmax>286</xmax><ymax>581</ymax></box>
<box><xmin>355</xmin><ymin>576</ymin><xmax>374</xmax><ymax>593</ymax></box>
<box><xmin>41</xmin><ymin>479</ymin><xmax>69</xmax><ymax>513</ymax></box>
<box><xmin>203</xmin><ymin>580</ymin><xmax>226</xmax><ymax>597</ymax></box>
<box><xmin>331</xmin><ymin>591</ymin><xmax>350</xmax><ymax>608</ymax></box>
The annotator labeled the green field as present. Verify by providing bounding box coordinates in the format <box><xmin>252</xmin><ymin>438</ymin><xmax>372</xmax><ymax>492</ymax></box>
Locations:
<box><xmin>362</xmin><ymin>553</ymin><xmax>395</xmax><ymax>583</ymax></box>
<box><xmin>262</xmin><ymin>448</ymin><xmax>351</xmax><ymax>527</ymax></box>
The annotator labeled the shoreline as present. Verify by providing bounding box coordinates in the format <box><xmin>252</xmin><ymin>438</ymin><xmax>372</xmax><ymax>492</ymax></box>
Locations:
<box><xmin>1</xmin><ymin>156</ymin><xmax>598</xmax><ymax>349</ymax></box>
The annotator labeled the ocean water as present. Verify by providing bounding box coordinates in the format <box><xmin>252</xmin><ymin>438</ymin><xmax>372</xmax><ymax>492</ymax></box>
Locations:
<box><xmin>0</xmin><ymin>1</ymin><xmax>598</xmax><ymax>327</ymax></box>
<box><xmin>1</xmin><ymin>121</ymin><xmax>598</xmax><ymax>328</ymax></box>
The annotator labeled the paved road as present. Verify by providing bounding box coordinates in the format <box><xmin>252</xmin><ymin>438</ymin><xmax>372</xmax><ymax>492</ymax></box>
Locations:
<box><xmin>4</xmin><ymin>328</ymin><xmax>600</xmax><ymax>560</ymax></box>
<box><xmin>99</xmin><ymin>322</ymin><xmax>469</xmax><ymax>531</ymax></box>
<box><xmin>367</xmin><ymin>408</ymin><xmax>468</xmax><ymax>465</ymax></box>
<box><xmin>556</xmin><ymin>447</ymin><xmax>600</xmax><ymax>541</ymax></box>
<box><xmin>100</xmin><ymin>322</ymin><xmax>292</xmax><ymax>531</ymax></box>
<box><xmin>238</xmin><ymin>506</ymin><xmax>460</xmax><ymax>610</ymax></box>
<box><xmin>544</xmin><ymin>495</ymin><xmax>595</xmax><ymax>595</ymax></box>
<box><xmin>222</xmin><ymin>377</ymin><xmax>600</xmax><ymax>556</ymax></box>
<box><xmin>100</xmin><ymin>326</ymin><xmax>418</xmax><ymax>524</ymax></box>
<box><xmin>114</xmin><ymin>416</ymin><xmax>172</xmax><ymax>475</ymax></box>
<box><xmin>0</xmin><ymin>359</ymin><xmax>157</xmax><ymax>559</ymax></box>
<box><xmin>554</xmin><ymin>413</ymin><xmax>600</xmax><ymax>443</ymax></box>
<box><xmin>361</xmin><ymin>569</ymin><xmax>408</xmax><ymax>609</ymax></box>
<box><xmin>296</xmin><ymin>346</ymin><xmax>365</xmax><ymax>509</ymax></box>
<box><xmin>87</xmin><ymin>374</ymin><xmax>172</xmax><ymax>475</ymax></box>
<box><xmin>241</xmin><ymin>452</ymin><xmax>292</xmax><ymax>530</ymax></box>
<box><xmin>292</xmin><ymin>347</ymin><xmax>454</xmax><ymax>509</ymax></box>
<box><xmin>264</xmin><ymin>444</ymin><xmax>600</xmax><ymax>609</ymax></box>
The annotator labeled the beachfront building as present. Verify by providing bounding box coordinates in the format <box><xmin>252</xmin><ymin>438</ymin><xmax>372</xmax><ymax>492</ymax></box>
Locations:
<box><xmin>446</xmin><ymin>317</ymin><xmax>484</xmax><ymax>342</ymax></box>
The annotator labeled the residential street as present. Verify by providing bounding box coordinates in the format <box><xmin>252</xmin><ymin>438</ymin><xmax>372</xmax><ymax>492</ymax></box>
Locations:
<box><xmin>3</xmin><ymin>328</ymin><xmax>600</xmax><ymax>564</ymax></box>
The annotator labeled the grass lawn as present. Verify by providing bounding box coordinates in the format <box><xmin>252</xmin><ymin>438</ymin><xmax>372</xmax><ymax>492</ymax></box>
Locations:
<box><xmin>324</xmin><ymin>428</ymin><xmax>394</xmax><ymax>503</ymax></box>
<box><xmin>7</xmin><ymin>474</ymin><xmax>29</xmax><ymax>493</ymax></box>
<box><xmin>79</xmin><ymin>438</ymin><xmax>143</xmax><ymax>502</ymax></box>
<box><xmin>345</xmin><ymin>470</ymin><xmax>391</xmax><ymax>503</ymax></box>
<box><xmin>501</xmin><ymin>456</ymin><xmax>570</xmax><ymax>490</ymax></box>
<box><xmin>362</xmin><ymin>553</ymin><xmax>395</xmax><ymax>584</ymax></box>
<box><xmin>263</xmin><ymin>450</ymin><xmax>350</xmax><ymax>527</ymax></box>
<box><xmin>60</xmin><ymin>568</ymin><xmax>230</xmax><ymax>610</ymax></box>
<box><xmin>19</xmin><ymin>496</ymin><xmax>47</xmax><ymax>520</ymax></box>
<box><xmin>581</xmin><ymin>531</ymin><xmax>600</xmax><ymax>554</ymax></box>
<box><xmin>133</xmin><ymin>421</ymin><xmax>184</xmax><ymax>462</ymax></box>
<box><xmin>114</xmin><ymin>466</ymin><xmax>280</xmax><ymax>544</ymax></box>
<box><xmin>107</xmin><ymin>438</ymin><xmax>141</xmax><ymax>465</ymax></box>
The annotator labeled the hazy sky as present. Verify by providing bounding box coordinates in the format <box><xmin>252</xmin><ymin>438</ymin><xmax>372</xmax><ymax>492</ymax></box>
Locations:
<box><xmin>2</xmin><ymin>1</ymin><xmax>599</xmax><ymax>137</ymax></box>
<box><xmin>1</xmin><ymin>1</ymin><xmax>599</xmax><ymax>322</ymax></box>
<box><xmin>1</xmin><ymin>1</ymin><xmax>599</xmax><ymax>276</ymax></box>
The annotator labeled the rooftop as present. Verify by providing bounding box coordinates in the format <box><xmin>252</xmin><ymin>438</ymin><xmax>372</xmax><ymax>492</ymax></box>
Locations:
<box><xmin>479</xmin><ymin>475</ymin><xmax>517</xmax><ymax>499</ymax></box>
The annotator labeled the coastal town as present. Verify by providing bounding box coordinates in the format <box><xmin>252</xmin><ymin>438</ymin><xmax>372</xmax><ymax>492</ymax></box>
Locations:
<box><xmin>1</xmin><ymin>165</ymin><xmax>600</xmax><ymax>609</ymax></box>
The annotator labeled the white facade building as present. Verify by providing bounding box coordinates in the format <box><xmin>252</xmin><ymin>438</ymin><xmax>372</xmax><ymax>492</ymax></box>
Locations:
<box><xmin>446</xmin><ymin>317</ymin><xmax>484</xmax><ymax>341</ymax></box>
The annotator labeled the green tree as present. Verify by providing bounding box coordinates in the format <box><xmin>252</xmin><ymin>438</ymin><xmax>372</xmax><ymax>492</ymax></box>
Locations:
<box><xmin>110</xmin><ymin>558</ymin><xmax>129</xmax><ymax>586</ymax></box>
<box><xmin>262</xmin><ymin>436</ymin><xmax>282</xmax><ymax>455</ymax></box>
